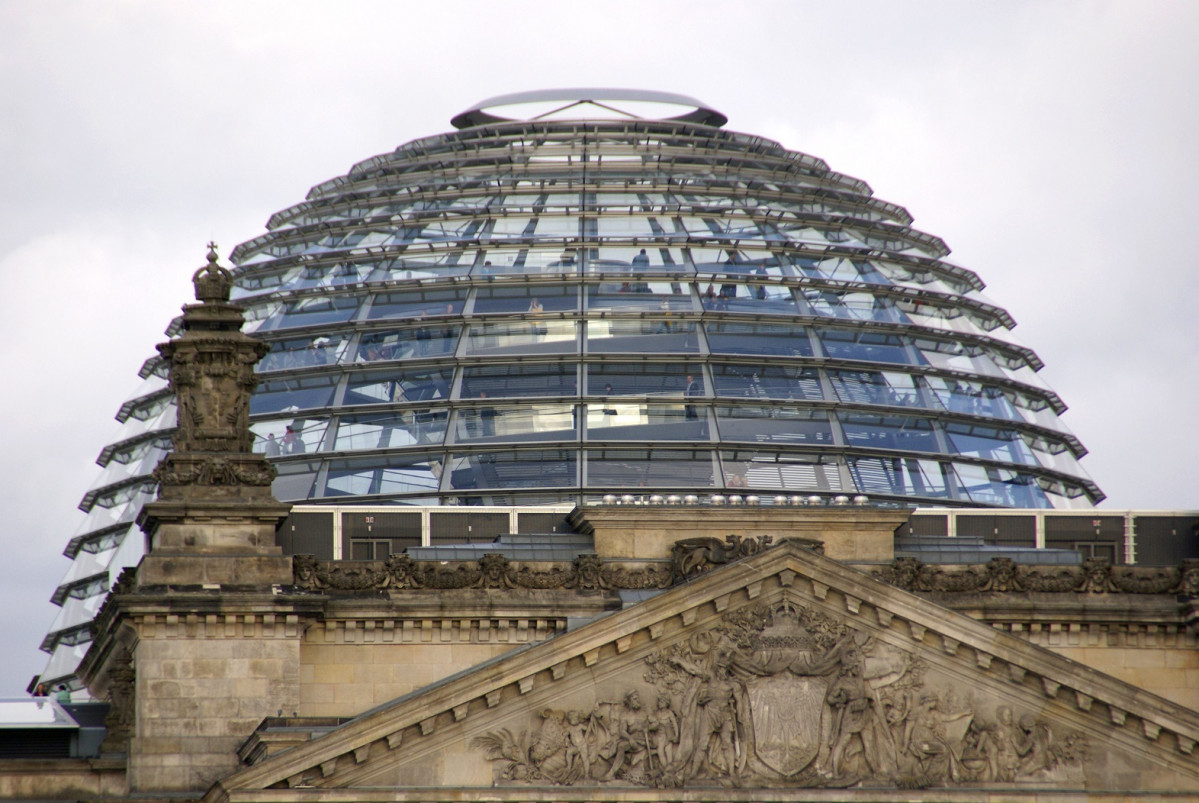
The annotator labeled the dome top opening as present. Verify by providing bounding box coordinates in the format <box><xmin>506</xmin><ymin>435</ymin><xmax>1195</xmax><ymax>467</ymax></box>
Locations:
<box><xmin>451</xmin><ymin>88</ymin><xmax>728</xmax><ymax>129</ymax></box>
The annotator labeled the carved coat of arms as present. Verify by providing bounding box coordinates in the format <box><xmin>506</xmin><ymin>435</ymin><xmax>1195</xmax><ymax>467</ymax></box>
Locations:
<box><xmin>475</xmin><ymin>601</ymin><xmax>1086</xmax><ymax>789</ymax></box>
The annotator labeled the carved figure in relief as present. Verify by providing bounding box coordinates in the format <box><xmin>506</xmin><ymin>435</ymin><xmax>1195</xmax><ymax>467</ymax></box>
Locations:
<box><xmin>647</xmin><ymin>695</ymin><xmax>679</xmax><ymax>772</ymax></box>
<box><xmin>1017</xmin><ymin>713</ymin><xmax>1054</xmax><ymax>776</ymax></box>
<box><xmin>564</xmin><ymin>710</ymin><xmax>595</xmax><ymax>779</ymax></box>
<box><xmin>474</xmin><ymin>602</ymin><xmax>1087</xmax><ymax>789</ymax></box>
<box><xmin>822</xmin><ymin>650</ymin><xmax>897</xmax><ymax>782</ymax></box>
<box><xmin>596</xmin><ymin>691</ymin><xmax>650</xmax><ymax>782</ymax></box>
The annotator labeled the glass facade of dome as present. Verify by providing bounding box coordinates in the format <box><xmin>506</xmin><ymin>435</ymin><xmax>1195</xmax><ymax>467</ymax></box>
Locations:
<box><xmin>38</xmin><ymin>91</ymin><xmax>1102</xmax><ymax>687</ymax></box>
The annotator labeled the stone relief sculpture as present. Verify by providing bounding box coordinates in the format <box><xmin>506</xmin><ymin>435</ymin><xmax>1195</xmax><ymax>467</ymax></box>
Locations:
<box><xmin>474</xmin><ymin>602</ymin><xmax>1085</xmax><ymax>788</ymax></box>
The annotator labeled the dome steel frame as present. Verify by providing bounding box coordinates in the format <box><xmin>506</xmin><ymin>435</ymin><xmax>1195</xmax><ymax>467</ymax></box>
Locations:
<box><xmin>38</xmin><ymin>99</ymin><xmax>1103</xmax><ymax>687</ymax></box>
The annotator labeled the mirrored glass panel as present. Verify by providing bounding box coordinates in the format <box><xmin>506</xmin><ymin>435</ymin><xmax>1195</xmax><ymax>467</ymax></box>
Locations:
<box><xmin>461</xmin><ymin>363</ymin><xmax>576</xmax><ymax>398</ymax></box>
<box><xmin>705</xmin><ymin>322</ymin><xmax>813</xmax><ymax>357</ymax></box>
<box><xmin>917</xmin><ymin>338</ymin><xmax>1005</xmax><ymax>378</ymax></box>
<box><xmin>453</xmin><ymin>403</ymin><xmax>577</xmax><ymax>444</ymax></box>
<box><xmin>369</xmin><ymin>253</ymin><xmax>476</xmax><ymax>281</ymax></box>
<box><xmin>586</xmin><ymin>448</ymin><xmax>716</xmax><ymax>488</ymax></box>
<box><xmin>472</xmin><ymin>247</ymin><xmax>581</xmax><ymax>275</ymax></box>
<box><xmin>334</xmin><ymin>410</ymin><xmax>448</xmax><ymax>450</ymax></box>
<box><xmin>710</xmin><ymin>364</ymin><xmax>822</xmax><ymax>400</ymax></box>
<box><xmin>690</xmin><ymin>248</ymin><xmax>773</xmax><ymax>277</ymax></box>
<box><xmin>715</xmin><ymin>406</ymin><xmax>832</xmax><ymax>446</ymax></box>
<box><xmin>584</xmin><ymin>402</ymin><xmax>709</xmax><ymax>441</ymax></box>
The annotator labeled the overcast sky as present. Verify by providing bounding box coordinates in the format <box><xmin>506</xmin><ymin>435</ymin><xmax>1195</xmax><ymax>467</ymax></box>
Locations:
<box><xmin>1</xmin><ymin>1</ymin><xmax>1195</xmax><ymax>695</ymax></box>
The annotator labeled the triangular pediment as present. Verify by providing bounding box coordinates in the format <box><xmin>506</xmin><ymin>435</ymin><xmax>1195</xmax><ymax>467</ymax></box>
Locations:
<box><xmin>208</xmin><ymin>543</ymin><xmax>1199</xmax><ymax>800</ymax></box>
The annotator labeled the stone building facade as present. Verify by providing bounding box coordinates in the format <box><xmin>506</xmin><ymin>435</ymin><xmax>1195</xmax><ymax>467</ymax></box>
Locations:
<box><xmin>5</xmin><ymin>249</ymin><xmax>1199</xmax><ymax>801</ymax></box>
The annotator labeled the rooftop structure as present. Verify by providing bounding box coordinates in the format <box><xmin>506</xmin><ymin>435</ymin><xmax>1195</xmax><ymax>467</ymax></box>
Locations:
<box><xmin>39</xmin><ymin>89</ymin><xmax>1103</xmax><ymax>690</ymax></box>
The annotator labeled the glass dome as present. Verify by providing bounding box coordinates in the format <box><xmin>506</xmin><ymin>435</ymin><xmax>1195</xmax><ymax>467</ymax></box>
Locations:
<box><xmin>39</xmin><ymin>90</ymin><xmax>1101</xmax><ymax>687</ymax></box>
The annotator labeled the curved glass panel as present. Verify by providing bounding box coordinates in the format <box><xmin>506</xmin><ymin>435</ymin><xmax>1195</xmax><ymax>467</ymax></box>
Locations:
<box><xmin>586</xmin><ymin>448</ymin><xmax>716</xmax><ymax>488</ymax></box>
<box><xmin>817</xmin><ymin>328</ymin><xmax>922</xmax><ymax>365</ymax></box>
<box><xmin>465</xmin><ymin>320</ymin><xmax>578</xmax><ymax>356</ymax></box>
<box><xmin>252</xmin><ymin>417</ymin><xmax>330</xmax><ymax>455</ymax></box>
<box><xmin>586</xmin><ymin>319</ymin><xmax>699</xmax><ymax>354</ymax></box>
<box><xmin>839</xmin><ymin>412</ymin><xmax>939</xmax><ymax>453</ymax></box>
<box><xmin>705</xmin><ymin>321</ymin><xmax>813</xmax><ymax>357</ymax></box>
<box><xmin>367</xmin><ymin>288</ymin><xmax>468</xmax><ymax>321</ymax></box>
<box><xmin>828</xmin><ymin>369</ymin><xmax>924</xmax><ymax>409</ymax></box>
<box><xmin>250</xmin><ymin>375</ymin><xmax>339</xmax><ymax>415</ymax></box>
<box><xmin>699</xmin><ymin>280</ymin><xmax>797</xmax><ymax>314</ymax></box>
<box><xmin>259</xmin><ymin>333</ymin><xmax>350</xmax><ymax>373</ymax></box>
<box><xmin>447</xmin><ymin>450</ymin><xmax>577</xmax><ymax>490</ymax></box>
<box><xmin>334</xmin><ymin>411</ymin><xmax>447</xmax><ymax>450</ymax></box>
<box><xmin>474</xmin><ymin>284</ymin><xmax>580</xmax><ymax>314</ymax></box>
<box><xmin>585</xmin><ymin>402</ymin><xmax>709</xmax><ymax>442</ymax></box>
<box><xmin>715</xmin><ymin>406</ymin><xmax>832</xmax><ymax>446</ymax></box>
<box><xmin>453</xmin><ymin>403</ymin><xmax>577</xmax><ymax>444</ymax></box>
<box><xmin>721</xmin><ymin>450</ymin><xmax>843</xmax><ymax>492</ymax></box>
<box><xmin>587</xmin><ymin>280</ymin><xmax>693</xmax><ymax>312</ymax></box>
<box><xmin>710</xmin><ymin>363</ymin><xmax>822</xmax><ymax>400</ymax></box>
<box><xmin>461</xmin><ymin>363</ymin><xmax>576</xmax><ymax>398</ymax></box>
<box><xmin>357</xmin><ymin>324</ymin><xmax>461</xmax><ymax>362</ymax></box>
<box><xmin>325</xmin><ymin>454</ymin><xmax>443</xmax><ymax>497</ymax></box>
<box><xmin>586</xmin><ymin>362</ymin><xmax>702</xmax><ymax>396</ymax></box>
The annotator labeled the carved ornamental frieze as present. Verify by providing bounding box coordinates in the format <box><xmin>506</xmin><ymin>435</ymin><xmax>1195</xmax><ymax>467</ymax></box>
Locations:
<box><xmin>293</xmin><ymin>553</ymin><xmax>673</xmax><ymax>592</ymax></box>
<box><xmin>474</xmin><ymin>602</ymin><xmax>1086</xmax><ymax>789</ymax></box>
<box><xmin>876</xmin><ymin>556</ymin><xmax>1199</xmax><ymax>596</ymax></box>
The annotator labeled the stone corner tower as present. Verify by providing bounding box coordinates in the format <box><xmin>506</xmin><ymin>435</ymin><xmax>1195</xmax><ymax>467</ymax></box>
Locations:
<box><xmin>83</xmin><ymin>246</ymin><xmax>300</xmax><ymax>794</ymax></box>
<box><xmin>137</xmin><ymin>243</ymin><xmax>292</xmax><ymax>586</ymax></box>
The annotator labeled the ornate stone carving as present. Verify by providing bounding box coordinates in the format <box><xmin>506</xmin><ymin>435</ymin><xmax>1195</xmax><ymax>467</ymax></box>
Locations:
<box><xmin>670</xmin><ymin>535</ymin><xmax>775</xmax><ymax>581</ymax></box>
<box><xmin>292</xmin><ymin>552</ymin><xmax>672</xmax><ymax>593</ymax></box>
<box><xmin>99</xmin><ymin>652</ymin><xmax>136</xmax><ymax>754</ymax></box>
<box><xmin>475</xmin><ymin>602</ymin><xmax>1086</xmax><ymax>789</ymax></box>
<box><xmin>876</xmin><ymin>556</ymin><xmax>1199</xmax><ymax>596</ymax></box>
<box><xmin>151</xmin><ymin>245</ymin><xmax>275</xmax><ymax>500</ymax></box>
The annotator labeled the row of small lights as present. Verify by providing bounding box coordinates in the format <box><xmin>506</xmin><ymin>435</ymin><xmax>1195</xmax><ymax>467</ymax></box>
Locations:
<box><xmin>598</xmin><ymin>494</ymin><xmax>871</xmax><ymax>506</ymax></box>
